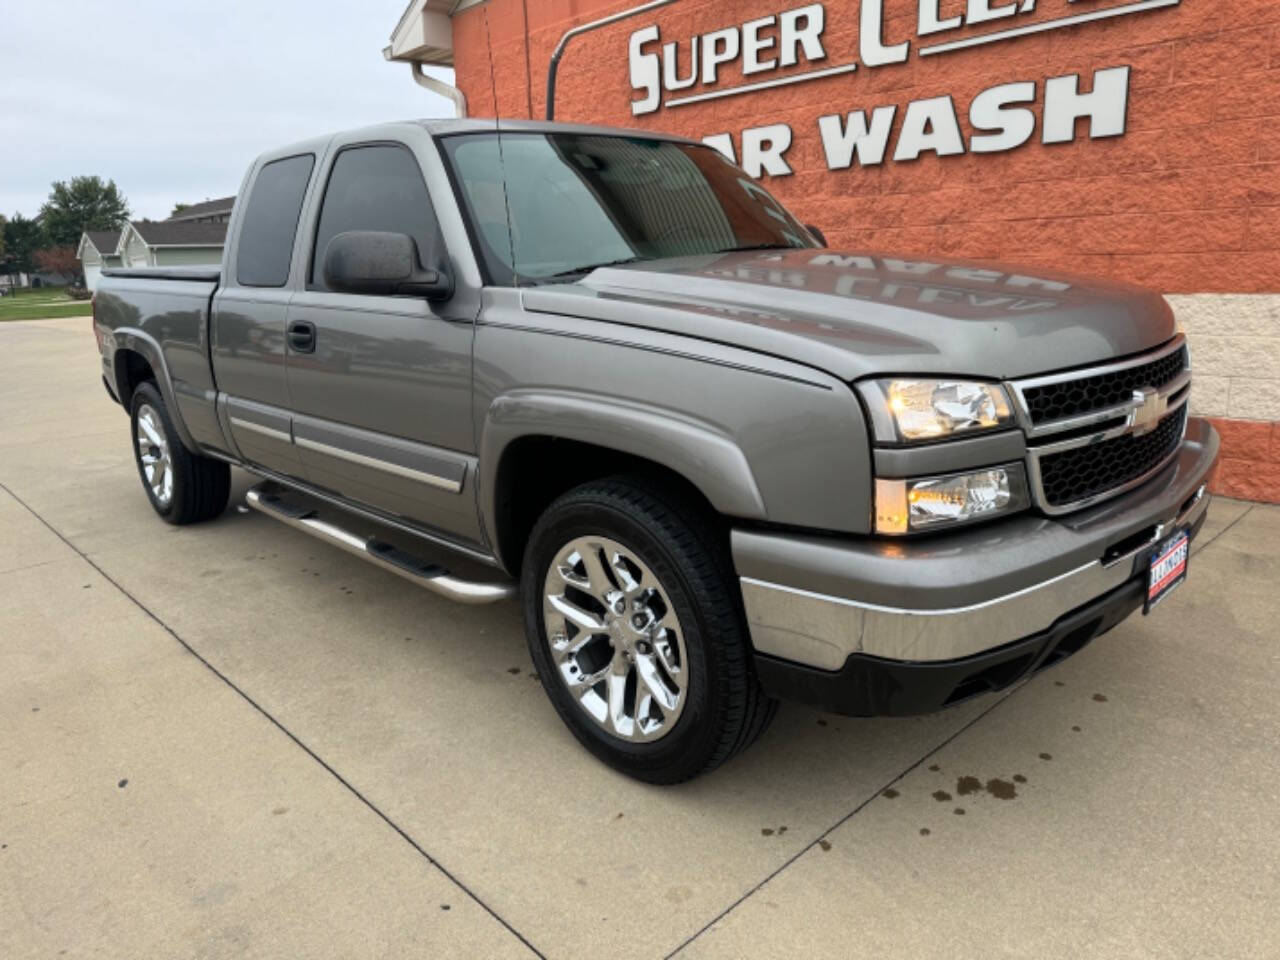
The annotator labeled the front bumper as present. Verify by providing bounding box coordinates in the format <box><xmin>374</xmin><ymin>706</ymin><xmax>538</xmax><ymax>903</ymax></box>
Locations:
<box><xmin>734</xmin><ymin>418</ymin><xmax>1220</xmax><ymax>713</ymax></box>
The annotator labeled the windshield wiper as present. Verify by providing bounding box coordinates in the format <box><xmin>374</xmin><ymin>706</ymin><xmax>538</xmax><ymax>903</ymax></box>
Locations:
<box><xmin>539</xmin><ymin>256</ymin><xmax>649</xmax><ymax>282</ymax></box>
<box><xmin>712</xmin><ymin>242</ymin><xmax>796</xmax><ymax>254</ymax></box>
<box><xmin>533</xmin><ymin>244</ymin><xmax>797</xmax><ymax>284</ymax></box>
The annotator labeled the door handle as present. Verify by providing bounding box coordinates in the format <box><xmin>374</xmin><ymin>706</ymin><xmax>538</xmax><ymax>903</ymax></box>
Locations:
<box><xmin>287</xmin><ymin>320</ymin><xmax>316</xmax><ymax>353</ymax></box>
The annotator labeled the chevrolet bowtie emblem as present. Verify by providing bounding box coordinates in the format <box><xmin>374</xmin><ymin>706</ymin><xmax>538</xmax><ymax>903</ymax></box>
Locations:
<box><xmin>1129</xmin><ymin>386</ymin><xmax>1167</xmax><ymax>435</ymax></box>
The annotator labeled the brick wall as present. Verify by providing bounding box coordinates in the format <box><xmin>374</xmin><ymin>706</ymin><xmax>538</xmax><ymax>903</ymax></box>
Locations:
<box><xmin>452</xmin><ymin>0</ymin><xmax>1280</xmax><ymax>502</ymax></box>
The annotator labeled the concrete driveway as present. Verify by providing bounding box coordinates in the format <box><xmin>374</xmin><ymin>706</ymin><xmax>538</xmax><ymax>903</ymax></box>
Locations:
<box><xmin>2</xmin><ymin>316</ymin><xmax>1277</xmax><ymax>960</ymax></box>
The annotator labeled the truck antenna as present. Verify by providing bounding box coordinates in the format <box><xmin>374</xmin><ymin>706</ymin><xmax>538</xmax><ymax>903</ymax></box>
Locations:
<box><xmin>481</xmin><ymin>6</ymin><xmax>520</xmax><ymax>288</ymax></box>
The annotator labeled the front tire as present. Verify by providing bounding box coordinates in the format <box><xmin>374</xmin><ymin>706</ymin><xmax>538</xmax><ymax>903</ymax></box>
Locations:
<box><xmin>522</xmin><ymin>476</ymin><xmax>777</xmax><ymax>784</ymax></box>
<box><xmin>129</xmin><ymin>381</ymin><xmax>230</xmax><ymax>525</ymax></box>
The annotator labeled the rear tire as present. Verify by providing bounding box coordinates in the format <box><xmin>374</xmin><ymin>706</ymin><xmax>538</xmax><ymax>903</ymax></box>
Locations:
<box><xmin>522</xmin><ymin>475</ymin><xmax>777</xmax><ymax>784</ymax></box>
<box><xmin>129</xmin><ymin>381</ymin><xmax>230</xmax><ymax>525</ymax></box>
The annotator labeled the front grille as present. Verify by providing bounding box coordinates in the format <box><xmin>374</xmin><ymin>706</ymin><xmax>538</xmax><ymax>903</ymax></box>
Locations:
<box><xmin>1038</xmin><ymin>406</ymin><xmax>1186</xmax><ymax>508</ymax></box>
<box><xmin>1023</xmin><ymin>345</ymin><xmax>1188</xmax><ymax>424</ymax></box>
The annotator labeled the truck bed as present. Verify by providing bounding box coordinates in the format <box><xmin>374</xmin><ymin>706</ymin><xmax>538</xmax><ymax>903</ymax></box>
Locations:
<box><xmin>95</xmin><ymin>266</ymin><xmax>225</xmax><ymax>457</ymax></box>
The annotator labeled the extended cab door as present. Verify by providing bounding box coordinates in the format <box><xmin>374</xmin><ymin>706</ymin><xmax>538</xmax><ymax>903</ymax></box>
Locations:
<box><xmin>283</xmin><ymin>135</ymin><xmax>482</xmax><ymax>545</ymax></box>
<box><xmin>212</xmin><ymin>150</ymin><xmax>318</xmax><ymax>478</ymax></box>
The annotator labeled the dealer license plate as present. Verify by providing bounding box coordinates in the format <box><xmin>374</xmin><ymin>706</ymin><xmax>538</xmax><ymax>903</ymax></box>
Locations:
<box><xmin>1144</xmin><ymin>529</ymin><xmax>1189</xmax><ymax>614</ymax></box>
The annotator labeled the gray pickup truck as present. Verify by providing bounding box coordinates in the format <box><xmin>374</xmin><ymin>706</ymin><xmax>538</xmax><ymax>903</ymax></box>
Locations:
<box><xmin>94</xmin><ymin>119</ymin><xmax>1218</xmax><ymax>783</ymax></box>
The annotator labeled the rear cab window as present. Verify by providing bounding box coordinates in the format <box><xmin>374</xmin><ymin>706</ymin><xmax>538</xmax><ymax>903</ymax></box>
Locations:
<box><xmin>236</xmin><ymin>153</ymin><xmax>316</xmax><ymax>287</ymax></box>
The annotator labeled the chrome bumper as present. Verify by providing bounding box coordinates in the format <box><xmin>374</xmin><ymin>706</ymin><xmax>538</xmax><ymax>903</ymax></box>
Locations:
<box><xmin>736</xmin><ymin>418</ymin><xmax>1219</xmax><ymax>669</ymax></box>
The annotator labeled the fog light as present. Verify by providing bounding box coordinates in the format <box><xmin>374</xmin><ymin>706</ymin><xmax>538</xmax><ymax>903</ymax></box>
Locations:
<box><xmin>875</xmin><ymin>464</ymin><xmax>1029</xmax><ymax>534</ymax></box>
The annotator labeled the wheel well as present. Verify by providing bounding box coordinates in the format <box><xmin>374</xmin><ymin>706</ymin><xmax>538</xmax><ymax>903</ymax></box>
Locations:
<box><xmin>492</xmin><ymin>436</ymin><xmax>721</xmax><ymax>576</ymax></box>
<box><xmin>114</xmin><ymin>349</ymin><xmax>155</xmax><ymax>409</ymax></box>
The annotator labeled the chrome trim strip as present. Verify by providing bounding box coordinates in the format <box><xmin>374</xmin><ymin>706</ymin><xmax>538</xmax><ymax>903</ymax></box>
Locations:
<box><xmin>294</xmin><ymin>435</ymin><xmax>464</xmax><ymax>493</ymax></box>
<box><xmin>741</xmin><ymin>559</ymin><xmax>1129</xmax><ymax>665</ymax></box>
<box><xmin>245</xmin><ymin>486</ymin><xmax>514</xmax><ymax>604</ymax></box>
<box><xmin>1031</xmin><ymin>387</ymin><xmax>1191</xmax><ymax>457</ymax></box>
<box><xmin>1010</xmin><ymin>335</ymin><xmax>1192</xmax><ymax>515</ymax></box>
<box><xmin>1026</xmin><ymin>401</ymin><xmax>1189</xmax><ymax>516</ymax></box>
<box><xmin>1023</xmin><ymin>368</ymin><xmax>1192</xmax><ymax>439</ymax></box>
<box><xmin>1008</xmin><ymin>334</ymin><xmax>1188</xmax><ymax>435</ymax></box>
<box><xmin>740</xmin><ymin>482</ymin><xmax>1211</xmax><ymax>667</ymax></box>
<box><xmin>230</xmin><ymin>416</ymin><xmax>291</xmax><ymax>444</ymax></box>
<box><xmin>742</xmin><ymin>560</ymin><xmax>1097</xmax><ymax>619</ymax></box>
<box><xmin>230</xmin><ymin>461</ymin><xmax>501</xmax><ymax>566</ymax></box>
<box><xmin>1011</xmin><ymin>333</ymin><xmax>1187</xmax><ymax>397</ymax></box>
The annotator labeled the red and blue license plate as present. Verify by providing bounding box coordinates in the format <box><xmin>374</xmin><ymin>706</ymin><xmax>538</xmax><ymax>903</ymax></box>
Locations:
<box><xmin>1145</xmin><ymin>529</ymin><xmax>1189</xmax><ymax>614</ymax></box>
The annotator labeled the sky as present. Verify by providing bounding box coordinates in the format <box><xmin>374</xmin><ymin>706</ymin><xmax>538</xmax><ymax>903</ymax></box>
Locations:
<box><xmin>0</xmin><ymin>0</ymin><xmax>454</xmax><ymax>221</ymax></box>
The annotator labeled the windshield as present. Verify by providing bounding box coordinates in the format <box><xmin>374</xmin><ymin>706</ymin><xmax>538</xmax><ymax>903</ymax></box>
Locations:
<box><xmin>440</xmin><ymin>132</ymin><xmax>817</xmax><ymax>284</ymax></box>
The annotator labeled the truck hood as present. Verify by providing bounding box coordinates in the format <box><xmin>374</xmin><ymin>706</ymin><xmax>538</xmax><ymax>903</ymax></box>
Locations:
<box><xmin>519</xmin><ymin>249</ymin><xmax>1175</xmax><ymax>382</ymax></box>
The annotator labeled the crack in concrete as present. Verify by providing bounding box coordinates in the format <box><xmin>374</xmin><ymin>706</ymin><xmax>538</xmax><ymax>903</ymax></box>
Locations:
<box><xmin>0</xmin><ymin>479</ymin><xmax>548</xmax><ymax>960</ymax></box>
<box><xmin>664</xmin><ymin>688</ymin><xmax>1020</xmax><ymax>958</ymax></box>
<box><xmin>665</xmin><ymin>502</ymin><xmax>1266</xmax><ymax>958</ymax></box>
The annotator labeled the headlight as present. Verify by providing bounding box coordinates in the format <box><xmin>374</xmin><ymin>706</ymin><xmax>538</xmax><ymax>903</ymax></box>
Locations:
<box><xmin>875</xmin><ymin>464</ymin><xmax>1030</xmax><ymax>535</ymax></box>
<box><xmin>859</xmin><ymin>379</ymin><xmax>1014</xmax><ymax>443</ymax></box>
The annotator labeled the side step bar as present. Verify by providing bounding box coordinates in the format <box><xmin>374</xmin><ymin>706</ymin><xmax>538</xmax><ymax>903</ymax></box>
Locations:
<box><xmin>245</xmin><ymin>483</ymin><xmax>517</xmax><ymax>605</ymax></box>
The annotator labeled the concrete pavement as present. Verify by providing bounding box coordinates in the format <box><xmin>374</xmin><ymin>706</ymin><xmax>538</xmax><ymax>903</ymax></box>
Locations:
<box><xmin>2</xmin><ymin>316</ymin><xmax>1277</xmax><ymax>959</ymax></box>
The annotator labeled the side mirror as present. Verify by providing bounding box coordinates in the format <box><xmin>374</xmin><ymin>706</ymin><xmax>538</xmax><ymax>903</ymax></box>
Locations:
<box><xmin>806</xmin><ymin>224</ymin><xmax>828</xmax><ymax>247</ymax></box>
<box><xmin>322</xmin><ymin>230</ymin><xmax>453</xmax><ymax>300</ymax></box>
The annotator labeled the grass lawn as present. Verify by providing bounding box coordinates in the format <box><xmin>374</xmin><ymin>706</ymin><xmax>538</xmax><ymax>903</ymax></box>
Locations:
<box><xmin>0</xmin><ymin>285</ymin><xmax>94</xmax><ymax>321</ymax></box>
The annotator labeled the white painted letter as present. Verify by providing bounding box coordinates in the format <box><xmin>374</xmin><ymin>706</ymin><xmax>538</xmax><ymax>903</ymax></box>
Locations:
<box><xmin>818</xmin><ymin>106</ymin><xmax>898</xmax><ymax>168</ymax></box>
<box><xmin>742</xmin><ymin>124</ymin><xmax>794</xmax><ymax>178</ymax></box>
<box><xmin>918</xmin><ymin>0</ymin><xmax>961</xmax><ymax>35</ymax></box>
<box><xmin>860</xmin><ymin>0</ymin><xmax>909</xmax><ymax>67</ymax></box>
<box><xmin>742</xmin><ymin>15</ymin><xmax>778</xmax><ymax>74</ymax></box>
<box><xmin>701</xmin><ymin>27</ymin><xmax>741</xmax><ymax>85</ymax></box>
<box><xmin>629</xmin><ymin>26</ymin><xmax>661</xmax><ymax>116</ymax></box>
<box><xmin>893</xmin><ymin>96</ymin><xmax>965</xmax><ymax>161</ymax></box>
<box><xmin>662</xmin><ymin>40</ymin><xmax>698</xmax><ymax>90</ymax></box>
<box><xmin>967</xmin><ymin>0</ymin><xmax>1017</xmax><ymax>25</ymax></box>
<box><xmin>780</xmin><ymin>4</ymin><xmax>826</xmax><ymax>67</ymax></box>
<box><xmin>702</xmin><ymin>133</ymin><xmax>737</xmax><ymax>163</ymax></box>
<box><xmin>1043</xmin><ymin>67</ymin><xmax>1130</xmax><ymax>144</ymax></box>
<box><xmin>969</xmin><ymin>81</ymin><xmax>1036</xmax><ymax>153</ymax></box>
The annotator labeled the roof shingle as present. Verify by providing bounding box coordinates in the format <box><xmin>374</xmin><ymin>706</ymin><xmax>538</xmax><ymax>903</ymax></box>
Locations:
<box><xmin>85</xmin><ymin>229</ymin><xmax>122</xmax><ymax>255</ymax></box>
<box><xmin>167</xmin><ymin>196</ymin><xmax>236</xmax><ymax>222</ymax></box>
<box><xmin>130</xmin><ymin>220</ymin><xmax>228</xmax><ymax>246</ymax></box>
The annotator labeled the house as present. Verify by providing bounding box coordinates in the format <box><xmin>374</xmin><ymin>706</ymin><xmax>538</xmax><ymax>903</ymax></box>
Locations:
<box><xmin>383</xmin><ymin>0</ymin><xmax>467</xmax><ymax>116</ymax></box>
<box><xmin>168</xmin><ymin>196</ymin><xmax>235</xmax><ymax>224</ymax></box>
<box><xmin>118</xmin><ymin>220</ymin><xmax>227</xmax><ymax>268</ymax></box>
<box><xmin>78</xmin><ymin>218</ymin><xmax>227</xmax><ymax>291</ymax></box>
<box><xmin>75</xmin><ymin>229</ymin><xmax>123</xmax><ymax>292</ymax></box>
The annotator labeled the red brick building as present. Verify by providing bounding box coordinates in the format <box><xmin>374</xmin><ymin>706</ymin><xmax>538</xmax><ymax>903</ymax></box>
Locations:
<box><xmin>389</xmin><ymin>0</ymin><xmax>1280</xmax><ymax>501</ymax></box>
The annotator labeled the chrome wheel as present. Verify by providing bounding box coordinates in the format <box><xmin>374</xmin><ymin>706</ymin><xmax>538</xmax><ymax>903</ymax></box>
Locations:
<box><xmin>136</xmin><ymin>404</ymin><xmax>173</xmax><ymax>508</ymax></box>
<box><xmin>542</xmin><ymin>535</ymin><xmax>688</xmax><ymax>743</ymax></box>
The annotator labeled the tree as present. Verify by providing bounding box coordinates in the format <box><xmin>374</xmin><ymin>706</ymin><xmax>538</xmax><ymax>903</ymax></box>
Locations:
<box><xmin>0</xmin><ymin>214</ymin><xmax>6</xmax><ymax>259</ymax></box>
<box><xmin>170</xmin><ymin>202</ymin><xmax>191</xmax><ymax>218</ymax></box>
<box><xmin>3</xmin><ymin>213</ymin><xmax>45</xmax><ymax>276</ymax></box>
<box><xmin>39</xmin><ymin>176</ymin><xmax>130</xmax><ymax>247</ymax></box>
<box><xmin>34</xmin><ymin>245</ymin><xmax>82</xmax><ymax>285</ymax></box>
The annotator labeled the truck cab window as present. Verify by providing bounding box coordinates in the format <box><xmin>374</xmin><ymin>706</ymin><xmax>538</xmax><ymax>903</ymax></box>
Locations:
<box><xmin>309</xmin><ymin>144</ymin><xmax>443</xmax><ymax>292</ymax></box>
<box><xmin>235</xmin><ymin>153</ymin><xmax>315</xmax><ymax>287</ymax></box>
